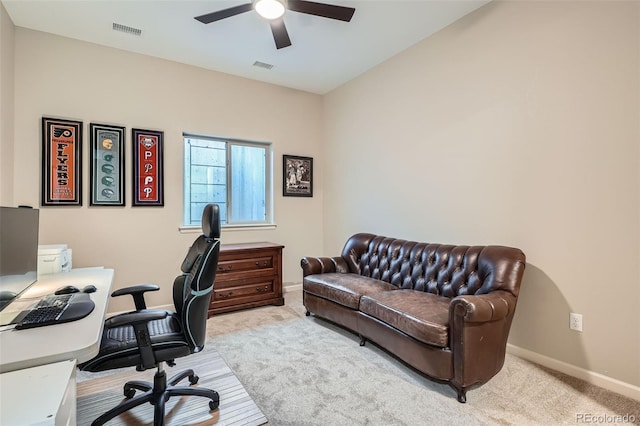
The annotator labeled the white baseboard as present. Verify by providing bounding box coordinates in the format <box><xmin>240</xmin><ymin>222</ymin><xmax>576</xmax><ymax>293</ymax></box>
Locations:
<box><xmin>283</xmin><ymin>283</ymin><xmax>302</xmax><ymax>293</ymax></box>
<box><xmin>507</xmin><ymin>343</ymin><xmax>640</xmax><ymax>402</ymax></box>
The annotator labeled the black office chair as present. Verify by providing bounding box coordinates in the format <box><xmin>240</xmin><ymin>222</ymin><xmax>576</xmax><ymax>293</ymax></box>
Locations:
<box><xmin>79</xmin><ymin>204</ymin><xmax>222</xmax><ymax>426</ymax></box>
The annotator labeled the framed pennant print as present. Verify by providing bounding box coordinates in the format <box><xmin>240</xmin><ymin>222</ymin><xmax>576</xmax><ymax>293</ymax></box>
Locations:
<box><xmin>90</xmin><ymin>123</ymin><xmax>125</xmax><ymax>206</ymax></box>
<box><xmin>41</xmin><ymin>117</ymin><xmax>83</xmax><ymax>206</ymax></box>
<box><xmin>132</xmin><ymin>128</ymin><xmax>164</xmax><ymax>207</ymax></box>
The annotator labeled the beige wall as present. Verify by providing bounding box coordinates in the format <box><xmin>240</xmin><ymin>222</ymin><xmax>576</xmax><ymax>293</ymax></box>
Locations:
<box><xmin>12</xmin><ymin>29</ymin><xmax>324</xmax><ymax>313</ymax></box>
<box><xmin>323</xmin><ymin>1</ymin><xmax>640</xmax><ymax>389</ymax></box>
<box><xmin>5</xmin><ymin>0</ymin><xmax>640</xmax><ymax>398</ymax></box>
<box><xmin>0</xmin><ymin>3</ymin><xmax>14</xmax><ymax>205</ymax></box>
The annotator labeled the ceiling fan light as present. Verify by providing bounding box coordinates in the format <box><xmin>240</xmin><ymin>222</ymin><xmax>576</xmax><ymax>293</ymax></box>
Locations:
<box><xmin>255</xmin><ymin>0</ymin><xmax>286</xmax><ymax>20</ymax></box>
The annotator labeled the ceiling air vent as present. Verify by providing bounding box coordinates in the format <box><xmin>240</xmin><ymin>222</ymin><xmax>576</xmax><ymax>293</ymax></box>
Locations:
<box><xmin>112</xmin><ymin>23</ymin><xmax>142</xmax><ymax>36</ymax></box>
<box><xmin>253</xmin><ymin>61</ymin><xmax>274</xmax><ymax>70</ymax></box>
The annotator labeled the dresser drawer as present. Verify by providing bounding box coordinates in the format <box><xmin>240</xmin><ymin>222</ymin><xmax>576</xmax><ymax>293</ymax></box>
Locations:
<box><xmin>216</xmin><ymin>256</ymin><xmax>273</xmax><ymax>274</ymax></box>
<box><xmin>208</xmin><ymin>242</ymin><xmax>284</xmax><ymax>316</ymax></box>
<box><xmin>213</xmin><ymin>277</ymin><xmax>275</xmax><ymax>303</ymax></box>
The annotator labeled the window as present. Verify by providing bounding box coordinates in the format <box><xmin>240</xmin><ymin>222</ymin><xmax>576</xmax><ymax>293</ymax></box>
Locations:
<box><xmin>183</xmin><ymin>134</ymin><xmax>272</xmax><ymax>227</ymax></box>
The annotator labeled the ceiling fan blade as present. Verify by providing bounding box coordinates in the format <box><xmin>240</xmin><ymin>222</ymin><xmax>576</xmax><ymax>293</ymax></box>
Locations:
<box><xmin>288</xmin><ymin>0</ymin><xmax>355</xmax><ymax>22</ymax></box>
<box><xmin>269</xmin><ymin>18</ymin><xmax>292</xmax><ymax>49</ymax></box>
<box><xmin>194</xmin><ymin>4</ymin><xmax>253</xmax><ymax>24</ymax></box>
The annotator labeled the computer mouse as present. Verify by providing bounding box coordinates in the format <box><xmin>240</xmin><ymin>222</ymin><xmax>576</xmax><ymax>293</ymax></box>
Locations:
<box><xmin>82</xmin><ymin>284</ymin><xmax>97</xmax><ymax>294</ymax></box>
<box><xmin>0</xmin><ymin>290</ymin><xmax>16</xmax><ymax>301</ymax></box>
<box><xmin>54</xmin><ymin>285</ymin><xmax>80</xmax><ymax>295</ymax></box>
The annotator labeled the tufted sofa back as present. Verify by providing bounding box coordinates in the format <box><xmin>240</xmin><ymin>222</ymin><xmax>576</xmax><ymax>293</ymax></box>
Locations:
<box><xmin>341</xmin><ymin>233</ymin><xmax>526</xmax><ymax>298</ymax></box>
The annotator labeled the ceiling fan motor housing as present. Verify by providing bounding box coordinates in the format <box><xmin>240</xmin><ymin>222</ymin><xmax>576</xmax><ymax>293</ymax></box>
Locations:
<box><xmin>254</xmin><ymin>0</ymin><xmax>289</xmax><ymax>20</ymax></box>
<box><xmin>195</xmin><ymin>1</ymin><xmax>355</xmax><ymax>50</ymax></box>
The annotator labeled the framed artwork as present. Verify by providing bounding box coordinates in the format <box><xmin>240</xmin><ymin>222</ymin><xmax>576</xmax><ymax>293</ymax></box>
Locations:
<box><xmin>283</xmin><ymin>155</ymin><xmax>313</xmax><ymax>197</ymax></box>
<box><xmin>90</xmin><ymin>124</ymin><xmax>125</xmax><ymax>206</ymax></box>
<box><xmin>41</xmin><ymin>117</ymin><xmax>83</xmax><ymax>206</ymax></box>
<box><xmin>132</xmin><ymin>128</ymin><xmax>164</xmax><ymax>207</ymax></box>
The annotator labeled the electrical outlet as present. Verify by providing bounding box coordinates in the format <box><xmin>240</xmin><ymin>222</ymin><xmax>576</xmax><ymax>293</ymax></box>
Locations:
<box><xmin>570</xmin><ymin>312</ymin><xmax>583</xmax><ymax>332</ymax></box>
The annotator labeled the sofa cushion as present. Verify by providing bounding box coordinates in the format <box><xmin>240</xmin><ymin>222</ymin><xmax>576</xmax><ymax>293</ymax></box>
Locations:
<box><xmin>304</xmin><ymin>273</ymin><xmax>398</xmax><ymax>309</ymax></box>
<box><xmin>360</xmin><ymin>290</ymin><xmax>451</xmax><ymax>348</ymax></box>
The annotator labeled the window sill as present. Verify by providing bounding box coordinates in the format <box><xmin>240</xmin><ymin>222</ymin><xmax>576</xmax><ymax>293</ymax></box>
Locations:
<box><xmin>179</xmin><ymin>223</ymin><xmax>277</xmax><ymax>234</ymax></box>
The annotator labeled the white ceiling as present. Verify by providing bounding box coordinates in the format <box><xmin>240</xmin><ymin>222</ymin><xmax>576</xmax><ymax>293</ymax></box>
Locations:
<box><xmin>2</xmin><ymin>0</ymin><xmax>489</xmax><ymax>94</ymax></box>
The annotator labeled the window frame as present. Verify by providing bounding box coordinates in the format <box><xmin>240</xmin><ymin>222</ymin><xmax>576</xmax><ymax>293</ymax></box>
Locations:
<box><xmin>182</xmin><ymin>133</ymin><xmax>273</xmax><ymax>229</ymax></box>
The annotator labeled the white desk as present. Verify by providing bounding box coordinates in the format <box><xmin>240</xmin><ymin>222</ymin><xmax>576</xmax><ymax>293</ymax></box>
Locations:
<box><xmin>0</xmin><ymin>359</ymin><xmax>77</xmax><ymax>426</ymax></box>
<box><xmin>0</xmin><ymin>267</ymin><xmax>114</xmax><ymax>373</ymax></box>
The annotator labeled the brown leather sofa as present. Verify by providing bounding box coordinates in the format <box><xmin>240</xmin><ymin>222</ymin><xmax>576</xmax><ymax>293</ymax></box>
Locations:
<box><xmin>301</xmin><ymin>233</ymin><xmax>526</xmax><ymax>403</ymax></box>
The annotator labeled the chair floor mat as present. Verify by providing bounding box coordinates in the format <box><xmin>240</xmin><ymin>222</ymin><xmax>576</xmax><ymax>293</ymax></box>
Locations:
<box><xmin>76</xmin><ymin>346</ymin><xmax>267</xmax><ymax>426</ymax></box>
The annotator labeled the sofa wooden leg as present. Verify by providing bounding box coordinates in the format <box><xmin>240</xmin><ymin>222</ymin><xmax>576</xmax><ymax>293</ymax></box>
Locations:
<box><xmin>305</xmin><ymin>310</ymin><xmax>311</xmax><ymax>316</ymax></box>
<box><xmin>359</xmin><ymin>336</ymin><xmax>366</xmax><ymax>346</ymax></box>
<box><xmin>450</xmin><ymin>384</ymin><xmax>467</xmax><ymax>403</ymax></box>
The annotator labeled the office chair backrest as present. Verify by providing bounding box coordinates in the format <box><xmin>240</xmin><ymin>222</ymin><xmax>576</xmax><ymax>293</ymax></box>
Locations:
<box><xmin>173</xmin><ymin>204</ymin><xmax>221</xmax><ymax>352</ymax></box>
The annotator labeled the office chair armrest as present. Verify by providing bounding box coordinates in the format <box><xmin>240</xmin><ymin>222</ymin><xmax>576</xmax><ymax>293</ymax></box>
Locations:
<box><xmin>111</xmin><ymin>284</ymin><xmax>159</xmax><ymax>311</ymax></box>
<box><xmin>105</xmin><ymin>309</ymin><xmax>168</xmax><ymax>329</ymax></box>
<box><xmin>105</xmin><ymin>309</ymin><xmax>169</xmax><ymax>370</ymax></box>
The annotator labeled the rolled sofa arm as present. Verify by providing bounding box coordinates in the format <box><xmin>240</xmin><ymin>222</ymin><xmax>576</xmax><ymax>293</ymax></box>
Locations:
<box><xmin>300</xmin><ymin>256</ymin><xmax>349</xmax><ymax>276</ymax></box>
<box><xmin>449</xmin><ymin>290</ymin><xmax>519</xmax><ymax>397</ymax></box>
<box><xmin>449</xmin><ymin>290</ymin><xmax>516</xmax><ymax>323</ymax></box>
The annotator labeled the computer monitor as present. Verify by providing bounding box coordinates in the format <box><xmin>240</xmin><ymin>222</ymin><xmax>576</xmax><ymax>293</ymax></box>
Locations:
<box><xmin>0</xmin><ymin>206</ymin><xmax>39</xmax><ymax>311</ymax></box>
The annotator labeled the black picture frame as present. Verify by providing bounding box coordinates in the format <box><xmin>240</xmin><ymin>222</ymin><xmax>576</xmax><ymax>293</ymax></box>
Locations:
<box><xmin>132</xmin><ymin>128</ymin><xmax>164</xmax><ymax>207</ymax></box>
<box><xmin>283</xmin><ymin>155</ymin><xmax>313</xmax><ymax>197</ymax></box>
<box><xmin>90</xmin><ymin>123</ymin><xmax>125</xmax><ymax>206</ymax></box>
<box><xmin>41</xmin><ymin>117</ymin><xmax>83</xmax><ymax>206</ymax></box>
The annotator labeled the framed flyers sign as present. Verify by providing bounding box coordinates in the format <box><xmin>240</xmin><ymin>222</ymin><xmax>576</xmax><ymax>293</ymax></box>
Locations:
<box><xmin>41</xmin><ymin>117</ymin><xmax>82</xmax><ymax>206</ymax></box>
<box><xmin>132</xmin><ymin>128</ymin><xmax>164</xmax><ymax>207</ymax></box>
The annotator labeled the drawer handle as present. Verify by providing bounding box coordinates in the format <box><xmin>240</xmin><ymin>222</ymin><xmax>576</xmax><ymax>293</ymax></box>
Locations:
<box><xmin>255</xmin><ymin>261</ymin><xmax>269</xmax><ymax>267</ymax></box>
<box><xmin>219</xmin><ymin>291</ymin><xmax>233</xmax><ymax>299</ymax></box>
<box><xmin>218</xmin><ymin>265</ymin><xmax>233</xmax><ymax>271</ymax></box>
<box><xmin>256</xmin><ymin>286</ymin><xmax>269</xmax><ymax>293</ymax></box>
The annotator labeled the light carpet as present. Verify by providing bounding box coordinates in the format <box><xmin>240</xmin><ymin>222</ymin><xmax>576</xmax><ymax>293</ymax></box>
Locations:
<box><xmin>206</xmin><ymin>290</ymin><xmax>640</xmax><ymax>426</ymax></box>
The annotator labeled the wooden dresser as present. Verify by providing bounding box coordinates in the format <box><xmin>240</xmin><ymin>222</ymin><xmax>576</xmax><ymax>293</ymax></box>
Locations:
<box><xmin>208</xmin><ymin>242</ymin><xmax>285</xmax><ymax>316</ymax></box>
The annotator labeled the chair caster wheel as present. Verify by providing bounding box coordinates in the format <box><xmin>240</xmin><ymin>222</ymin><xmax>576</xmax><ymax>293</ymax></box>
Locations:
<box><xmin>189</xmin><ymin>374</ymin><xmax>199</xmax><ymax>385</ymax></box>
<box><xmin>124</xmin><ymin>388</ymin><xmax>136</xmax><ymax>399</ymax></box>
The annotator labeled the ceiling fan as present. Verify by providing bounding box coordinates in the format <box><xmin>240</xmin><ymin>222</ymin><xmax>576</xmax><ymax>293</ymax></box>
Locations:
<box><xmin>194</xmin><ymin>0</ymin><xmax>356</xmax><ymax>50</ymax></box>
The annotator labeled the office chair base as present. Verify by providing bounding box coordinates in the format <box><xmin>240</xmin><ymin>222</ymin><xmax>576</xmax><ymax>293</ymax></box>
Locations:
<box><xmin>91</xmin><ymin>366</ymin><xmax>220</xmax><ymax>426</ymax></box>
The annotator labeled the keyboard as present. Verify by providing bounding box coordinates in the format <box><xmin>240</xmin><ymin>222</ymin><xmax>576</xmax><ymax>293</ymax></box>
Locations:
<box><xmin>14</xmin><ymin>293</ymin><xmax>95</xmax><ymax>330</ymax></box>
<box><xmin>34</xmin><ymin>293</ymin><xmax>73</xmax><ymax>309</ymax></box>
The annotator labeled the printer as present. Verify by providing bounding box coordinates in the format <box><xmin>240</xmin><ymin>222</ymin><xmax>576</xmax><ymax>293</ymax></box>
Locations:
<box><xmin>38</xmin><ymin>244</ymin><xmax>72</xmax><ymax>275</ymax></box>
